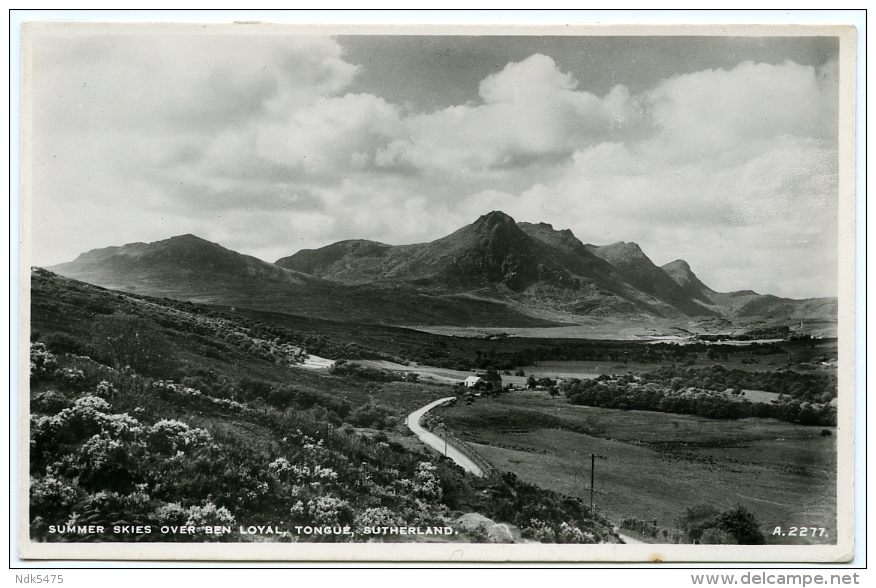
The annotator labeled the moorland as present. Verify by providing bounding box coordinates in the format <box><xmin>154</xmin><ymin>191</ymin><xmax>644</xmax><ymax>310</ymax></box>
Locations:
<box><xmin>29</xmin><ymin>211</ymin><xmax>840</xmax><ymax>545</ymax></box>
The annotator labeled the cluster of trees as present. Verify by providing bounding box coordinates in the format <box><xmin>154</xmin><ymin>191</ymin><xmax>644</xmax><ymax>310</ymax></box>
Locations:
<box><xmin>400</xmin><ymin>338</ymin><xmax>789</xmax><ymax>374</ymax></box>
<box><xmin>622</xmin><ymin>504</ymin><xmax>767</xmax><ymax>545</ymax></box>
<box><xmin>639</xmin><ymin>365</ymin><xmax>837</xmax><ymax>403</ymax></box>
<box><xmin>328</xmin><ymin>360</ymin><xmax>405</xmax><ymax>383</ymax></box>
<box><xmin>675</xmin><ymin>504</ymin><xmax>766</xmax><ymax>544</ymax></box>
<box><xmin>561</xmin><ymin>374</ymin><xmax>836</xmax><ymax>426</ymax></box>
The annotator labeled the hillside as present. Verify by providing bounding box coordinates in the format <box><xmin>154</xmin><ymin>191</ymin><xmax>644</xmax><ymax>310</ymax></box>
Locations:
<box><xmin>48</xmin><ymin>233</ymin><xmax>562</xmax><ymax>329</ymax></box>
<box><xmin>51</xmin><ymin>234</ymin><xmax>308</xmax><ymax>292</ymax></box>
<box><xmin>27</xmin><ymin>268</ymin><xmax>618</xmax><ymax>544</ymax></box>
<box><xmin>278</xmin><ymin>212</ymin><xmax>698</xmax><ymax>318</ymax></box>
<box><xmin>279</xmin><ymin>212</ymin><xmax>616</xmax><ymax>292</ymax></box>
<box><xmin>583</xmin><ymin>242</ymin><xmax>718</xmax><ymax>317</ymax></box>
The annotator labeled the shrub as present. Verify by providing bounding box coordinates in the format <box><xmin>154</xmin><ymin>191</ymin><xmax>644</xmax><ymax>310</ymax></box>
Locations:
<box><xmin>184</xmin><ymin>502</ymin><xmax>235</xmax><ymax>527</ymax></box>
<box><xmin>354</xmin><ymin>507</ymin><xmax>405</xmax><ymax>529</ymax></box>
<box><xmin>521</xmin><ymin>519</ymin><xmax>556</xmax><ymax>542</ymax></box>
<box><xmin>700</xmin><ymin>528</ymin><xmax>737</xmax><ymax>544</ymax></box>
<box><xmin>292</xmin><ymin>495</ymin><xmax>352</xmax><ymax>526</ymax></box>
<box><xmin>330</xmin><ymin>361</ymin><xmax>401</xmax><ymax>382</ymax></box>
<box><xmin>31</xmin><ymin>390</ymin><xmax>71</xmax><ymax>414</ymax></box>
<box><xmin>94</xmin><ymin>381</ymin><xmax>116</xmax><ymax>399</ymax></box>
<box><xmin>93</xmin><ymin>314</ymin><xmax>172</xmax><ymax>376</ymax></box>
<box><xmin>412</xmin><ymin>462</ymin><xmax>442</xmax><ymax>500</ymax></box>
<box><xmin>30</xmin><ymin>343</ymin><xmax>58</xmax><ymax>381</ymax></box>
<box><xmin>347</xmin><ymin>403</ymin><xmax>393</xmax><ymax>430</ymax></box>
<box><xmin>152</xmin><ymin>502</ymin><xmax>189</xmax><ymax>526</ymax></box>
<box><xmin>557</xmin><ymin>522</ymin><xmax>594</xmax><ymax>543</ymax></box>
<box><xmin>152</xmin><ymin>501</ymin><xmax>235</xmax><ymax>528</ymax></box>
<box><xmin>676</xmin><ymin>503</ymin><xmax>765</xmax><ymax>545</ymax></box>
<box><xmin>146</xmin><ymin>420</ymin><xmax>212</xmax><ymax>454</ymax></box>
<box><xmin>44</xmin><ymin>332</ymin><xmax>89</xmax><ymax>356</ymax></box>
<box><xmin>59</xmin><ymin>368</ymin><xmax>86</xmax><ymax>392</ymax></box>
<box><xmin>676</xmin><ymin>504</ymin><xmax>721</xmax><ymax>543</ymax></box>
<box><xmin>30</xmin><ymin>474</ymin><xmax>79</xmax><ymax>519</ymax></box>
<box><xmin>76</xmin><ymin>433</ymin><xmax>140</xmax><ymax>492</ymax></box>
<box><xmin>717</xmin><ymin>504</ymin><xmax>765</xmax><ymax>545</ymax></box>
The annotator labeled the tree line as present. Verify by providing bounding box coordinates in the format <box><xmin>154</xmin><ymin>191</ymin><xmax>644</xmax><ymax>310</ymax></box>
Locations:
<box><xmin>561</xmin><ymin>368</ymin><xmax>836</xmax><ymax>427</ymax></box>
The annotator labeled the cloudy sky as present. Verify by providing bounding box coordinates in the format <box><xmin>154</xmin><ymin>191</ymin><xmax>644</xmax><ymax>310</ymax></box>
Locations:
<box><xmin>28</xmin><ymin>26</ymin><xmax>841</xmax><ymax>298</ymax></box>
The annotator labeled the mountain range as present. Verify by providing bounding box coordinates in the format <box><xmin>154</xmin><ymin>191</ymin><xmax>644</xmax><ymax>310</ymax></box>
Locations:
<box><xmin>47</xmin><ymin>211</ymin><xmax>836</xmax><ymax>329</ymax></box>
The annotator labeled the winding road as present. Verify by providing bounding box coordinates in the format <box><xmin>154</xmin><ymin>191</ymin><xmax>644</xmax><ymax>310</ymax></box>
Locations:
<box><xmin>614</xmin><ymin>528</ymin><xmax>646</xmax><ymax>544</ymax></box>
<box><xmin>406</xmin><ymin>397</ymin><xmax>484</xmax><ymax>477</ymax></box>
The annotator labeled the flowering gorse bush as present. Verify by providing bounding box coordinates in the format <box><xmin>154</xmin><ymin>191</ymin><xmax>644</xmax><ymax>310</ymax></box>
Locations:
<box><xmin>557</xmin><ymin>522</ymin><xmax>595</xmax><ymax>544</ymax></box>
<box><xmin>30</xmin><ymin>343</ymin><xmax>58</xmax><ymax>380</ymax></box>
<box><xmin>94</xmin><ymin>380</ymin><xmax>116</xmax><ymax>399</ymax></box>
<box><xmin>183</xmin><ymin>502</ymin><xmax>236</xmax><ymax>527</ymax></box>
<box><xmin>312</xmin><ymin>465</ymin><xmax>338</xmax><ymax>482</ymax></box>
<box><xmin>354</xmin><ymin>507</ymin><xmax>405</xmax><ymax>529</ymax></box>
<box><xmin>79</xmin><ymin>433</ymin><xmax>129</xmax><ymax>472</ymax></box>
<box><xmin>151</xmin><ymin>502</ymin><xmax>188</xmax><ymax>526</ymax></box>
<box><xmin>267</xmin><ymin>457</ymin><xmax>291</xmax><ymax>474</ymax></box>
<box><xmin>151</xmin><ymin>501</ymin><xmax>235</xmax><ymax>528</ymax></box>
<box><xmin>412</xmin><ymin>462</ymin><xmax>442</xmax><ymax>500</ymax></box>
<box><xmin>59</xmin><ymin>368</ymin><xmax>86</xmax><ymax>391</ymax></box>
<box><xmin>31</xmin><ymin>390</ymin><xmax>70</xmax><ymax>414</ymax></box>
<box><xmin>522</xmin><ymin>518</ymin><xmax>557</xmax><ymax>542</ymax></box>
<box><xmin>151</xmin><ymin>380</ymin><xmax>246</xmax><ymax>411</ymax></box>
<box><xmin>31</xmin><ymin>396</ymin><xmax>142</xmax><ymax>454</ymax></box>
<box><xmin>146</xmin><ymin>419</ymin><xmax>212</xmax><ymax>454</ymax></box>
<box><xmin>298</xmin><ymin>495</ymin><xmax>352</xmax><ymax>525</ymax></box>
<box><xmin>30</xmin><ymin>474</ymin><xmax>78</xmax><ymax>516</ymax></box>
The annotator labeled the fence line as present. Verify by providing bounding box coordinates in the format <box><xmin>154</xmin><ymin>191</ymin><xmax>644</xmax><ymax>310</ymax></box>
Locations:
<box><xmin>423</xmin><ymin>418</ymin><xmax>495</xmax><ymax>477</ymax></box>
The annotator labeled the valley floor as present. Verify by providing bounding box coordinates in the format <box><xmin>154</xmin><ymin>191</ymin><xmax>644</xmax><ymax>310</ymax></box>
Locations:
<box><xmin>433</xmin><ymin>391</ymin><xmax>837</xmax><ymax>546</ymax></box>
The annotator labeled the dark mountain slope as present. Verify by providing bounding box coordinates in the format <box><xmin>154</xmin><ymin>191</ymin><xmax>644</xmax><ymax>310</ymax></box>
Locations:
<box><xmin>278</xmin><ymin>212</ymin><xmax>678</xmax><ymax>317</ymax></box>
<box><xmin>736</xmin><ymin>295</ymin><xmax>839</xmax><ymax>320</ymax></box>
<box><xmin>47</xmin><ymin>234</ymin><xmax>561</xmax><ymax>328</ymax></box>
<box><xmin>49</xmin><ymin>212</ymin><xmax>837</xmax><ymax>326</ymax></box>
<box><xmin>661</xmin><ymin>259</ymin><xmax>717</xmax><ymax>304</ymax></box>
<box><xmin>390</xmin><ymin>211</ymin><xmax>574</xmax><ymax>290</ymax></box>
<box><xmin>279</xmin><ymin>212</ymin><xmax>615</xmax><ymax>293</ymax></box>
<box><xmin>275</xmin><ymin>239</ymin><xmax>400</xmax><ymax>284</ymax></box>
<box><xmin>585</xmin><ymin>242</ymin><xmax>717</xmax><ymax>316</ymax></box>
<box><xmin>50</xmin><ymin>234</ymin><xmax>308</xmax><ymax>293</ymax></box>
<box><xmin>517</xmin><ymin>222</ymin><xmax>597</xmax><ymax>259</ymax></box>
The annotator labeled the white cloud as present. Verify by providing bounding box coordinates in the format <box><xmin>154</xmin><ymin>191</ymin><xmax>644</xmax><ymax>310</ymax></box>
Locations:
<box><xmin>34</xmin><ymin>34</ymin><xmax>357</xmax><ymax>133</ymax></box>
<box><xmin>645</xmin><ymin>60</ymin><xmax>838</xmax><ymax>161</ymax></box>
<box><xmin>375</xmin><ymin>54</ymin><xmax>642</xmax><ymax>173</ymax></box>
<box><xmin>254</xmin><ymin>93</ymin><xmax>403</xmax><ymax>173</ymax></box>
<box><xmin>30</xmin><ymin>37</ymin><xmax>839</xmax><ymax>299</ymax></box>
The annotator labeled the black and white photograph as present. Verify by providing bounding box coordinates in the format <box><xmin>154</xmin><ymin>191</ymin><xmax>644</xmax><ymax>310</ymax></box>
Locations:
<box><xmin>17</xmin><ymin>19</ymin><xmax>857</xmax><ymax>562</ymax></box>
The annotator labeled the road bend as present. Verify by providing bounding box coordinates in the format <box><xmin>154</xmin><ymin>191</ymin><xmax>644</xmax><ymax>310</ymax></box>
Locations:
<box><xmin>614</xmin><ymin>528</ymin><xmax>647</xmax><ymax>544</ymax></box>
<box><xmin>406</xmin><ymin>397</ymin><xmax>484</xmax><ymax>477</ymax></box>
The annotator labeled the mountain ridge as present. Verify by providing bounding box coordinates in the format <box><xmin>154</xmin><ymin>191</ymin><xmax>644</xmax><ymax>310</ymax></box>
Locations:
<box><xmin>48</xmin><ymin>211</ymin><xmax>836</xmax><ymax>327</ymax></box>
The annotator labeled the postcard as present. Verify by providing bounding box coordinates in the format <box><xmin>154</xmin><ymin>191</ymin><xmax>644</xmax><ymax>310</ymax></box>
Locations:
<box><xmin>17</xmin><ymin>19</ymin><xmax>857</xmax><ymax>562</ymax></box>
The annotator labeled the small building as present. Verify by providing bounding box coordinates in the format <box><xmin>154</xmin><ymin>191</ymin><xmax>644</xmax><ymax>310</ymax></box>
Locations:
<box><xmin>463</xmin><ymin>376</ymin><xmax>481</xmax><ymax>388</ymax></box>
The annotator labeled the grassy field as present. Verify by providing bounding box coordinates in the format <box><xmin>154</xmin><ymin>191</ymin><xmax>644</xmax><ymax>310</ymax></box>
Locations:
<box><xmin>434</xmin><ymin>392</ymin><xmax>836</xmax><ymax>545</ymax></box>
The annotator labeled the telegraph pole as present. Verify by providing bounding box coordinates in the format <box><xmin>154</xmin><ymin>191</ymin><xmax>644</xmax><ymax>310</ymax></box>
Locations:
<box><xmin>590</xmin><ymin>453</ymin><xmax>595</xmax><ymax>513</ymax></box>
